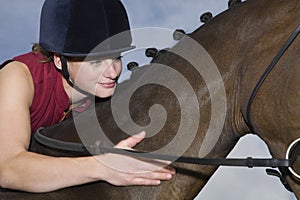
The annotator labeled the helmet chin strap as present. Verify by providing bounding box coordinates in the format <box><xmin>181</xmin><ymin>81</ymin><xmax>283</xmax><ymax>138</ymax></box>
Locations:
<box><xmin>60</xmin><ymin>55</ymin><xmax>93</xmax><ymax>97</ymax></box>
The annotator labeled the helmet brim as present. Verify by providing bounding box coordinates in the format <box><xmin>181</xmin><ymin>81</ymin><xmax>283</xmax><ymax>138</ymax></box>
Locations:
<box><xmin>59</xmin><ymin>45</ymin><xmax>136</xmax><ymax>58</ymax></box>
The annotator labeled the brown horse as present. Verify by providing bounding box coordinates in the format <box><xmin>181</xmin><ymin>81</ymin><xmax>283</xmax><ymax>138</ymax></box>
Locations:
<box><xmin>1</xmin><ymin>0</ymin><xmax>299</xmax><ymax>199</ymax></box>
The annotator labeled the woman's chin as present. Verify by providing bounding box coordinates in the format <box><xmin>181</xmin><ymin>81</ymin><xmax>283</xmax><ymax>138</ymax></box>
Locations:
<box><xmin>94</xmin><ymin>89</ymin><xmax>115</xmax><ymax>98</ymax></box>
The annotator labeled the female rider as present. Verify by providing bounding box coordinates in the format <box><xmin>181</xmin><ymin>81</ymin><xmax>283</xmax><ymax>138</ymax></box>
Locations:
<box><xmin>0</xmin><ymin>0</ymin><xmax>174</xmax><ymax>192</ymax></box>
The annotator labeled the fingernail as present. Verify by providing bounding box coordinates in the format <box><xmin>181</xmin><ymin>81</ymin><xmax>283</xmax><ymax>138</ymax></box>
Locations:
<box><xmin>136</xmin><ymin>131</ymin><xmax>146</xmax><ymax>138</ymax></box>
<box><xmin>137</xmin><ymin>131</ymin><xmax>145</xmax><ymax>135</ymax></box>
<box><xmin>167</xmin><ymin>174</ymin><xmax>172</xmax><ymax>179</ymax></box>
<box><xmin>140</xmin><ymin>131</ymin><xmax>146</xmax><ymax>135</ymax></box>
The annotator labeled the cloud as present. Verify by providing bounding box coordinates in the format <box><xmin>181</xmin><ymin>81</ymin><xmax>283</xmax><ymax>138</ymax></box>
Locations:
<box><xmin>123</xmin><ymin>0</ymin><xmax>227</xmax><ymax>32</ymax></box>
<box><xmin>0</xmin><ymin>0</ymin><xmax>43</xmax><ymax>62</ymax></box>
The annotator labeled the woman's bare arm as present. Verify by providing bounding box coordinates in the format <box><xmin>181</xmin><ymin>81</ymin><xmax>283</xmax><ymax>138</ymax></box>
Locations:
<box><xmin>0</xmin><ymin>62</ymin><xmax>174</xmax><ymax>193</ymax></box>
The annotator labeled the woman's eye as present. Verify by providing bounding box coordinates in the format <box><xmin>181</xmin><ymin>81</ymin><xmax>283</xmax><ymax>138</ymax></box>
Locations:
<box><xmin>90</xmin><ymin>56</ymin><xmax>122</xmax><ymax>65</ymax></box>
<box><xmin>90</xmin><ymin>60</ymin><xmax>102</xmax><ymax>65</ymax></box>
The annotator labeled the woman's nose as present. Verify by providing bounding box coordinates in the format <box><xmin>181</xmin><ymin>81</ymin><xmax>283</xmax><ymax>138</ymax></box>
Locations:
<box><xmin>103</xmin><ymin>60</ymin><xmax>119</xmax><ymax>79</ymax></box>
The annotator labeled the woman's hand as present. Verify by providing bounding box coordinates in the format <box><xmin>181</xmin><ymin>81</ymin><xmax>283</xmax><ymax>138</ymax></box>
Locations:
<box><xmin>96</xmin><ymin>131</ymin><xmax>176</xmax><ymax>186</ymax></box>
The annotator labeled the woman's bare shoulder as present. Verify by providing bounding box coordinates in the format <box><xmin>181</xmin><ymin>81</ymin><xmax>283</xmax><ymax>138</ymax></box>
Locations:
<box><xmin>0</xmin><ymin>61</ymin><xmax>34</xmax><ymax>106</ymax></box>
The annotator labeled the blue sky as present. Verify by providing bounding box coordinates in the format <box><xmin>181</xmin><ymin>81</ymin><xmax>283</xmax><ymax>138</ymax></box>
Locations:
<box><xmin>0</xmin><ymin>0</ymin><xmax>296</xmax><ymax>199</ymax></box>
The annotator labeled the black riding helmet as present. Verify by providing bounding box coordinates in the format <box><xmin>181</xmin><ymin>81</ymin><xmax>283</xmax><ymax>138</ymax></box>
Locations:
<box><xmin>39</xmin><ymin>0</ymin><xmax>134</xmax><ymax>57</ymax></box>
<box><xmin>39</xmin><ymin>0</ymin><xmax>134</xmax><ymax>95</ymax></box>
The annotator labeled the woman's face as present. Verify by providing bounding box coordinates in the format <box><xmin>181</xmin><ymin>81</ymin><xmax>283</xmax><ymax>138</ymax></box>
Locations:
<box><xmin>67</xmin><ymin>57</ymin><xmax>122</xmax><ymax>98</ymax></box>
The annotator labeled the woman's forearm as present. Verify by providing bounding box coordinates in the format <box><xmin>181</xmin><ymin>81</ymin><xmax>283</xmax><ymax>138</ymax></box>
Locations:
<box><xmin>0</xmin><ymin>151</ymin><xmax>100</xmax><ymax>193</ymax></box>
<box><xmin>0</xmin><ymin>132</ymin><xmax>175</xmax><ymax>193</ymax></box>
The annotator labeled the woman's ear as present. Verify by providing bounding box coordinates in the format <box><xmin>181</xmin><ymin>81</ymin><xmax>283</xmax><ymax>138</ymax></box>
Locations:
<box><xmin>53</xmin><ymin>54</ymin><xmax>62</xmax><ymax>70</ymax></box>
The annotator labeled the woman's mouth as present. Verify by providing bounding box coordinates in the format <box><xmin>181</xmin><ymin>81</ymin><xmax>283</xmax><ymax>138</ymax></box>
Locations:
<box><xmin>98</xmin><ymin>82</ymin><xmax>116</xmax><ymax>88</ymax></box>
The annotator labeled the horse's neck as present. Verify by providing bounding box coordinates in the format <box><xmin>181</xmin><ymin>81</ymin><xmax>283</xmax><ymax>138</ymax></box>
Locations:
<box><xmin>189</xmin><ymin>0</ymin><xmax>300</xmax><ymax>129</ymax></box>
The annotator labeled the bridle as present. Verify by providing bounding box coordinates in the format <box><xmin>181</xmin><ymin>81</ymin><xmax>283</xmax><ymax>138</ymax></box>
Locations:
<box><xmin>246</xmin><ymin>24</ymin><xmax>300</xmax><ymax>132</ymax></box>
<box><xmin>244</xmin><ymin>24</ymin><xmax>300</xmax><ymax>190</ymax></box>
<box><xmin>33</xmin><ymin>24</ymin><xmax>300</xmax><ymax>191</ymax></box>
<box><xmin>34</xmin><ymin>127</ymin><xmax>292</xmax><ymax>167</ymax></box>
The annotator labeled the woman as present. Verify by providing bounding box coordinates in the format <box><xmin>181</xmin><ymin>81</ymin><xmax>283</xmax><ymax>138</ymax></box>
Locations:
<box><xmin>0</xmin><ymin>0</ymin><xmax>175</xmax><ymax>193</ymax></box>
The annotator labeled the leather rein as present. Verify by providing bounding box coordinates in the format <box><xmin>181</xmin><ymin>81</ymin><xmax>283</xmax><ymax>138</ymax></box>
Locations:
<box><xmin>33</xmin><ymin>24</ymin><xmax>300</xmax><ymax>189</ymax></box>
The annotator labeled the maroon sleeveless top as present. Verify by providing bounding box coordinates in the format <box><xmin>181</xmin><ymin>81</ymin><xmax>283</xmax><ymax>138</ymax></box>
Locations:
<box><xmin>13</xmin><ymin>52</ymin><xmax>70</xmax><ymax>133</ymax></box>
